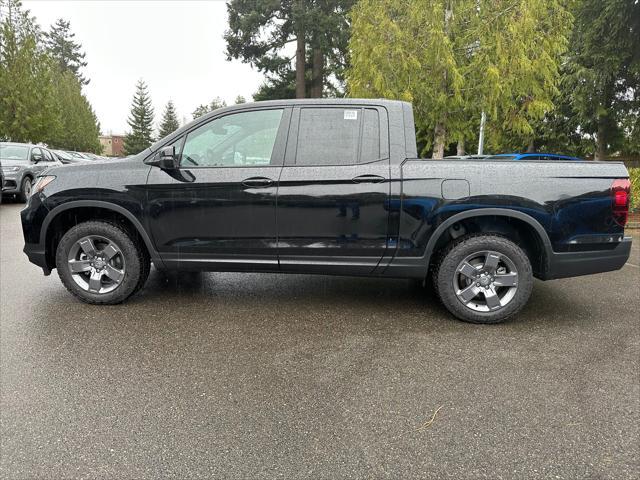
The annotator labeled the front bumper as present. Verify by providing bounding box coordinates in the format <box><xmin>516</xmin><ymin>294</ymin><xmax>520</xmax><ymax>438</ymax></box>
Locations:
<box><xmin>1</xmin><ymin>172</ymin><xmax>21</xmax><ymax>193</ymax></box>
<box><xmin>21</xmin><ymin>193</ymin><xmax>52</xmax><ymax>274</ymax></box>
<box><xmin>544</xmin><ymin>236</ymin><xmax>632</xmax><ymax>280</ymax></box>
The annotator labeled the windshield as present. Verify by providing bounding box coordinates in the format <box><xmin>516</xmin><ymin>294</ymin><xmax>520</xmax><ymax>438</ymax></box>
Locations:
<box><xmin>0</xmin><ymin>144</ymin><xmax>29</xmax><ymax>162</ymax></box>
<box><xmin>53</xmin><ymin>150</ymin><xmax>73</xmax><ymax>160</ymax></box>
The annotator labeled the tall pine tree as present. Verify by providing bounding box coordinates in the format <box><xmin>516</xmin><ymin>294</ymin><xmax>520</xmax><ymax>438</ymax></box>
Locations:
<box><xmin>123</xmin><ymin>79</ymin><xmax>154</xmax><ymax>155</ymax></box>
<box><xmin>158</xmin><ymin>100</ymin><xmax>179</xmax><ymax>138</ymax></box>
<box><xmin>562</xmin><ymin>0</ymin><xmax>639</xmax><ymax>158</ymax></box>
<box><xmin>44</xmin><ymin>18</ymin><xmax>88</xmax><ymax>85</ymax></box>
<box><xmin>225</xmin><ymin>1</ymin><xmax>354</xmax><ymax>99</ymax></box>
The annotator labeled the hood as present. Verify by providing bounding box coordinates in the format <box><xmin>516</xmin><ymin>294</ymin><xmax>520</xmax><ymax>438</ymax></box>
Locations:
<box><xmin>1</xmin><ymin>160</ymin><xmax>30</xmax><ymax>168</ymax></box>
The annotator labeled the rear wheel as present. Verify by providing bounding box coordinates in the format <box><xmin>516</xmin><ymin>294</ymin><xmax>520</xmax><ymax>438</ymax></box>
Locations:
<box><xmin>55</xmin><ymin>220</ymin><xmax>150</xmax><ymax>304</ymax></box>
<box><xmin>434</xmin><ymin>235</ymin><xmax>533</xmax><ymax>324</ymax></box>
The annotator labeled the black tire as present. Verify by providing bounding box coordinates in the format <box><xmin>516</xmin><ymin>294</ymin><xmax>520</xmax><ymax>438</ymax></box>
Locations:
<box><xmin>433</xmin><ymin>234</ymin><xmax>533</xmax><ymax>324</ymax></box>
<box><xmin>17</xmin><ymin>176</ymin><xmax>33</xmax><ymax>202</ymax></box>
<box><xmin>55</xmin><ymin>220</ymin><xmax>150</xmax><ymax>304</ymax></box>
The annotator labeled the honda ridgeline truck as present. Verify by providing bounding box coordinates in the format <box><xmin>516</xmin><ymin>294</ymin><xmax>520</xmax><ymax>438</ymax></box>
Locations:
<box><xmin>21</xmin><ymin>99</ymin><xmax>633</xmax><ymax>323</ymax></box>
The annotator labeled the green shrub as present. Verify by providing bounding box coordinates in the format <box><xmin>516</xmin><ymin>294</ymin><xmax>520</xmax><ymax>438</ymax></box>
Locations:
<box><xmin>629</xmin><ymin>167</ymin><xmax>640</xmax><ymax>211</ymax></box>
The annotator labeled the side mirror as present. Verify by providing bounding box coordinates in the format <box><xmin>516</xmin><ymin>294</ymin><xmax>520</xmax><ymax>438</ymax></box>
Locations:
<box><xmin>147</xmin><ymin>145</ymin><xmax>178</xmax><ymax>169</ymax></box>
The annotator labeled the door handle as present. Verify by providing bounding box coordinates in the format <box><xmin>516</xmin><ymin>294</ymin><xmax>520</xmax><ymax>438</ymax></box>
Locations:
<box><xmin>352</xmin><ymin>174</ymin><xmax>386</xmax><ymax>184</ymax></box>
<box><xmin>242</xmin><ymin>177</ymin><xmax>274</xmax><ymax>188</ymax></box>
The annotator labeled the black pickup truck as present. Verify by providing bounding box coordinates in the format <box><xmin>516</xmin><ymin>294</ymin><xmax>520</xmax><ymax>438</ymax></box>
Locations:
<box><xmin>21</xmin><ymin>99</ymin><xmax>632</xmax><ymax>323</ymax></box>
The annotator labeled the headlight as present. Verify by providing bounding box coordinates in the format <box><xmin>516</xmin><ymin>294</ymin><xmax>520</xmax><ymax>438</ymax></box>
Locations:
<box><xmin>32</xmin><ymin>175</ymin><xmax>56</xmax><ymax>195</ymax></box>
<box><xmin>2</xmin><ymin>166</ymin><xmax>20</xmax><ymax>172</ymax></box>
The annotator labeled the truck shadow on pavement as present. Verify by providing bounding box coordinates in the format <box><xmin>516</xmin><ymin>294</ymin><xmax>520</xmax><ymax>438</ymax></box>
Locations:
<box><xmin>117</xmin><ymin>268</ymin><xmax>590</xmax><ymax>328</ymax></box>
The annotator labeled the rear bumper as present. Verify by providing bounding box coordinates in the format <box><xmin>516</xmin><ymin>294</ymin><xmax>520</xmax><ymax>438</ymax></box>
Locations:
<box><xmin>544</xmin><ymin>236</ymin><xmax>632</xmax><ymax>280</ymax></box>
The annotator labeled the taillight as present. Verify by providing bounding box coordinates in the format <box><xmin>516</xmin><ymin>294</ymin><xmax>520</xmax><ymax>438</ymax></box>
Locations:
<box><xmin>611</xmin><ymin>179</ymin><xmax>631</xmax><ymax>226</ymax></box>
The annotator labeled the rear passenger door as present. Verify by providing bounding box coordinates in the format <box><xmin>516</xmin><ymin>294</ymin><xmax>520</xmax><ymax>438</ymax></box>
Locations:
<box><xmin>276</xmin><ymin>105</ymin><xmax>391</xmax><ymax>275</ymax></box>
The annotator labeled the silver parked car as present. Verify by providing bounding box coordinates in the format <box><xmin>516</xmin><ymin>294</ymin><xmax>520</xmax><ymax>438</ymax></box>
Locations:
<box><xmin>52</xmin><ymin>149</ymin><xmax>90</xmax><ymax>164</ymax></box>
<box><xmin>0</xmin><ymin>142</ymin><xmax>62</xmax><ymax>202</ymax></box>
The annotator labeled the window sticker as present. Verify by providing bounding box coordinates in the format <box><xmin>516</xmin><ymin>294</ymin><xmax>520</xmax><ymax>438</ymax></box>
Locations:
<box><xmin>343</xmin><ymin>110</ymin><xmax>358</xmax><ymax>120</ymax></box>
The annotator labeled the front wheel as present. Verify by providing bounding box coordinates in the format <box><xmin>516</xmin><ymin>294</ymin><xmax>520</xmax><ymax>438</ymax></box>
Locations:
<box><xmin>17</xmin><ymin>176</ymin><xmax>33</xmax><ymax>202</ymax></box>
<box><xmin>56</xmin><ymin>220</ymin><xmax>150</xmax><ymax>304</ymax></box>
<box><xmin>434</xmin><ymin>235</ymin><xmax>533</xmax><ymax>324</ymax></box>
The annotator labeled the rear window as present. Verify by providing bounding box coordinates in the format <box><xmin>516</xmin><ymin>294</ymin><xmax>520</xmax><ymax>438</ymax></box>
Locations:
<box><xmin>295</xmin><ymin>107</ymin><xmax>381</xmax><ymax>166</ymax></box>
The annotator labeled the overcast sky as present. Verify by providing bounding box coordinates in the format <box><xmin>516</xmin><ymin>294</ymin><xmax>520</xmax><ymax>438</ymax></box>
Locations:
<box><xmin>23</xmin><ymin>0</ymin><xmax>265</xmax><ymax>135</ymax></box>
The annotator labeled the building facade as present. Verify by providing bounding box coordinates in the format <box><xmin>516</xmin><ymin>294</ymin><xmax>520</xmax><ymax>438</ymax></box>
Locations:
<box><xmin>99</xmin><ymin>135</ymin><xmax>125</xmax><ymax>157</ymax></box>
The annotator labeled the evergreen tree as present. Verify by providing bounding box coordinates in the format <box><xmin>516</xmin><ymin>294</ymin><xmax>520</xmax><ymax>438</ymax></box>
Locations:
<box><xmin>225</xmin><ymin>0</ymin><xmax>354</xmax><ymax>99</ymax></box>
<box><xmin>561</xmin><ymin>0</ymin><xmax>639</xmax><ymax>158</ymax></box>
<box><xmin>234</xmin><ymin>95</ymin><xmax>246</xmax><ymax>104</ymax></box>
<box><xmin>50</xmin><ymin>70</ymin><xmax>101</xmax><ymax>152</ymax></box>
<box><xmin>191</xmin><ymin>97</ymin><xmax>226</xmax><ymax>120</ymax></box>
<box><xmin>123</xmin><ymin>79</ymin><xmax>154</xmax><ymax>155</ymax></box>
<box><xmin>0</xmin><ymin>1</ymin><xmax>102</xmax><ymax>149</ymax></box>
<box><xmin>44</xmin><ymin>18</ymin><xmax>88</xmax><ymax>85</ymax></box>
<box><xmin>0</xmin><ymin>0</ymin><xmax>60</xmax><ymax>143</ymax></box>
<box><xmin>253</xmin><ymin>73</ymin><xmax>297</xmax><ymax>102</ymax></box>
<box><xmin>158</xmin><ymin>100</ymin><xmax>180</xmax><ymax>138</ymax></box>
<box><xmin>348</xmin><ymin>0</ymin><xmax>572</xmax><ymax>157</ymax></box>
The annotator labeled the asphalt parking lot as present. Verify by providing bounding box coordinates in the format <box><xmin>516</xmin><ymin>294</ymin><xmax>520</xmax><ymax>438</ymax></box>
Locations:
<box><xmin>1</xmin><ymin>201</ymin><xmax>639</xmax><ymax>479</ymax></box>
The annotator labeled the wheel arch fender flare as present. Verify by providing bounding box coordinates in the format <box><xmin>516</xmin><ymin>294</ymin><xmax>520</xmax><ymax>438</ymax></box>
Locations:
<box><xmin>424</xmin><ymin>208</ymin><xmax>553</xmax><ymax>269</ymax></box>
<box><xmin>40</xmin><ymin>200</ymin><xmax>164</xmax><ymax>268</ymax></box>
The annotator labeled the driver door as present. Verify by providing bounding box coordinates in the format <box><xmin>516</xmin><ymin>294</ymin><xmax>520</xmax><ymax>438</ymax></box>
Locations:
<box><xmin>146</xmin><ymin>107</ymin><xmax>291</xmax><ymax>271</ymax></box>
<box><xmin>29</xmin><ymin>147</ymin><xmax>50</xmax><ymax>175</ymax></box>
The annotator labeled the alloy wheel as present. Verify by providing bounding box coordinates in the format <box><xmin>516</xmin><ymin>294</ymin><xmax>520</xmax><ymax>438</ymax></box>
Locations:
<box><xmin>453</xmin><ymin>250</ymin><xmax>519</xmax><ymax>312</ymax></box>
<box><xmin>22</xmin><ymin>179</ymin><xmax>32</xmax><ymax>197</ymax></box>
<box><xmin>67</xmin><ymin>235</ymin><xmax>126</xmax><ymax>294</ymax></box>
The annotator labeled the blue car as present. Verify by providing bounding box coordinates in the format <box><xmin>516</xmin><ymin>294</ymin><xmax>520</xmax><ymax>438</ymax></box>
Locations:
<box><xmin>485</xmin><ymin>153</ymin><xmax>583</xmax><ymax>161</ymax></box>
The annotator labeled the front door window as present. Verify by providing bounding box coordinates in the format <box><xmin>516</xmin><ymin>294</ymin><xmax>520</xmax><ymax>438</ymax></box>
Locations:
<box><xmin>180</xmin><ymin>109</ymin><xmax>284</xmax><ymax>168</ymax></box>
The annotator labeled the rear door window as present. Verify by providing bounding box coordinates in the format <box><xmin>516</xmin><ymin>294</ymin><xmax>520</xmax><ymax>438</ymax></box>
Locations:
<box><xmin>294</xmin><ymin>107</ymin><xmax>382</xmax><ymax>166</ymax></box>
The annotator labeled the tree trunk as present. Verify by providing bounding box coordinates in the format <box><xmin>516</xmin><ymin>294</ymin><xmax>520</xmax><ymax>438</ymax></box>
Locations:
<box><xmin>295</xmin><ymin>30</ymin><xmax>306</xmax><ymax>99</ymax></box>
<box><xmin>595</xmin><ymin>114</ymin><xmax>607</xmax><ymax>160</ymax></box>
<box><xmin>526</xmin><ymin>138</ymin><xmax>535</xmax><ymax>152</ymax></box>
<box><xmin>433</xmin><ymin>123</ymin><xmax>446</xmax><ymax>159</ymax></box>
<box><xmin>311</xmin><ymin>47</ymin><xmax>323</xmax><ymax>98</ymax></box>
<box><xmin>456</xmin><ymin>138</ymin><xmax>465</xmax><ymax>156</ymax></box>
